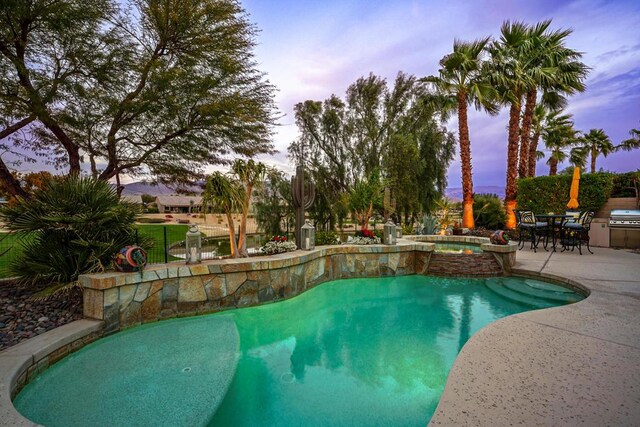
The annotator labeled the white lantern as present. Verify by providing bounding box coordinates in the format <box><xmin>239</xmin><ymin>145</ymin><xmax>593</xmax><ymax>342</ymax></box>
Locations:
<box><xmin>396</xmin><ymin>225</ymin><xmax>403</xmax><ymax>238</ymax></box>
<box><xmin>383</xmin><ymin>220</ymin><xmax>397</xmax><ymax>245</ymax></box>
<box><xmin>185</xmin><ymin>225</ymin><xmax>202</xmax><ymax>264</ymax></box>
<box><xmin>301</xmin><ymin>220</ymin><xmax>315</xmax><ymax>250</ymax></box>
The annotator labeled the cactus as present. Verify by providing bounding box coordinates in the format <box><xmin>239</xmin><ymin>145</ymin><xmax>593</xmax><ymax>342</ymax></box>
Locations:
<box><xmin>383</xmin><ymin>187</ymin><xmax>396</xmax><ymax>221</ymax></box>
<box><xmin>291</xmin><ymin>165</ymin><xmax>315</xmax><ymax>248</ymax></box>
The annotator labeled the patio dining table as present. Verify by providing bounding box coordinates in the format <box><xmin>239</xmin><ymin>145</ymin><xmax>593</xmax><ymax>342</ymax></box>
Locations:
<box><xmin>535</xmin><ymin>214</ymin><xmax>573</xmax><ymax>251</ymax></box>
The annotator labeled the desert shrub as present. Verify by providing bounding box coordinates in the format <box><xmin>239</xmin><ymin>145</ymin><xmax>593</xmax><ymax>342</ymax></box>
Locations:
<box><xmin>315</xmin><ymin>231</ymin><xmax>340</xmax><ymax>246</ymax></box>
<box><xmin>0</xmin><ymin>177</ymin><xmax>147</xmax><ymax>292</ymax></box>
<box><xmin>421</xmin><ymin>214</ymin><xmax>439</xmax><ymax>235</ymax></box>
<box><xmin>517</xmin><ymin>173</ymin><xmax>614</xmax><ymax>213</ymax></box>
<box><xmin>146</xmin><ymin>207</ymin><xmax>160</xmax><ymax>214</ymax></box>
<box><xmin>473</xmin><ymin>194</ymin><xmax>507</xmax><ymax>230</ymax></box>
<box><xmin>401</xmin><ymin>223</ymin><xmax>414</xmax><ymax>235</ymax></box>
<box><xmin>137</xmin><ymin>217</ymin><xmax>166</xmax><ymax>223</ymax></box>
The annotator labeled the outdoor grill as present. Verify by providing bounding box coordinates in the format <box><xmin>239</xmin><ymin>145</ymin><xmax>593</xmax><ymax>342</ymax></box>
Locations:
<box><xmin>609</xmin><ymin>209</ymin><xmax>640</xmax><ymax>249</ymax></box>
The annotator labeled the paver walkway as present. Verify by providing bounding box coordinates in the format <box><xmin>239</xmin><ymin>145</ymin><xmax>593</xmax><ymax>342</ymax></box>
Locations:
<box><xmin>430</xmin><ymin>246</ymin><xmax>640</xmax><ymax>426</ymax></box>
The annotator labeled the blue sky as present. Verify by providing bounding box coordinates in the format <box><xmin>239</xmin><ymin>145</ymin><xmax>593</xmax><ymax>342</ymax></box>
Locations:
<box><xmin>245</xmin><ymin>0</ymin><xmax>640</xmax><ymax>187</ymax></box>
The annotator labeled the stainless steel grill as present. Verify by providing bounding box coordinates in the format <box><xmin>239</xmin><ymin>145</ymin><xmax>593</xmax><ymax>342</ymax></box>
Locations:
<box><xmin>609</xmin><ymin>209</ymin><xmax>640</xmax><ymax>228</ymax></box>
<box><xmin>609</xmin><ymin>209</ymin><xmax>640</xmax><ymax>249</ymax></box>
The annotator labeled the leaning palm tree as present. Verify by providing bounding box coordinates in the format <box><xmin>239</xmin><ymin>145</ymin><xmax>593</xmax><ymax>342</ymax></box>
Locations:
<box><xmin>202</xmin><ymin>172</ymin><xmax>244</xmax><ymax>258</ymax></box>
<box><xmin>526</xmin><ymin>103</ymin><xmax>548</xmax><ymax>176</ymax></box>
<box><xmin>518</xmin><ymin>21</ymin><xmax>588</xmax><ymax>178</ymax></box>
<box><xmin>422</xmin><ymin>37</ymin><xmax>498</xmax><ymax>229</ymax></box>
<box><xmin>232</xmin><ymin>159</ymin><xmax>267</xmax><ymax>257</ymax></box>
<box><xmin>622</xmin><ymin>127</ymin><xmax>640</xmax><ymax>145</ymax></box>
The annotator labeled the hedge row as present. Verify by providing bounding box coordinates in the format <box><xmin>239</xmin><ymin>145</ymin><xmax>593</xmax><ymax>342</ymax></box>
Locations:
<box><xmin>517</xmin><ymin>173</ymin><xmax>615</xmax><ymax>214</ymax></box>
<box><xmin>611</xmin><ymin>171</ymin><xmax>640</xmax><ymax>198</ymax></box>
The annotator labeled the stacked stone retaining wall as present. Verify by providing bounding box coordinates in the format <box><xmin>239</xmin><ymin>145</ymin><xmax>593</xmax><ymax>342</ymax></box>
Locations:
<box><xmin>80</xmin><ymin>239</ymin><xmax>516</xmax><ymax>333</ymax></box>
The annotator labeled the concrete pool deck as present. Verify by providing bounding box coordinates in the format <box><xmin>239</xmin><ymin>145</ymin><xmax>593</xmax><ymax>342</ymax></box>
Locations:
<box><xmin>430</xmin><ymin>246</ymin><xmax>640</xmax><ymax>426</ymax></box>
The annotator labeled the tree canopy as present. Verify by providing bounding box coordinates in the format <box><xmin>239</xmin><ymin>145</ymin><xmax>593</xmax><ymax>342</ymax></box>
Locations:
<box><xmin>289</xmin><ymin>72</ymin><xmax>456</xmax><ymax>227</ymax></box>
<box><xmin>0</xmin><ymin>0</ymin><xmax>277</xmax><ymax>195</ymax></box>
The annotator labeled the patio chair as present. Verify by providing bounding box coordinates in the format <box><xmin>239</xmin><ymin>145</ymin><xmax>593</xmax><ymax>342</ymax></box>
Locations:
<box><xmin>518</xmin><ymin>210</ymin><xmax>548</xmax><ymax>252</ymax></box>
<box><xmin>562</xmin><ymin>210</ymin><xmax>595</xmax><ymax>255</ymax></box>
<box><xmin>565</xmin><ymin>210</ymin><xmax>581</xmax><ymax>224</ymax></box>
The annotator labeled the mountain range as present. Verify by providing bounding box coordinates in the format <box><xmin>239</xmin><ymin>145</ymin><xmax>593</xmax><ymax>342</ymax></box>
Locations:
<box><xmin>122</xmin><ymin>181</ymin><xmax>505</xmax><ymax>201</ymax></box>
<box><xmin>445</xmin><ymin>186</ymin><xmax>505</xmax><ymax>201</ymax></box>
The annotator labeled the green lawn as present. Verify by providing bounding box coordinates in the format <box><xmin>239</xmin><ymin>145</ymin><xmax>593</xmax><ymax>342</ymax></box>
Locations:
<box><xmin>0</xmin><ymin>225</ymin><xmax>191</xmax><ymax>278</ymax></box>
<box><xmin>135</xmin><ymin>224</ymin><xmax>190</xmax><ymax>263</ymax></box>
<box><xmin>0</xmin><ymin>233</ymin><xmax>26</xmax><ymax>278</ymax></box>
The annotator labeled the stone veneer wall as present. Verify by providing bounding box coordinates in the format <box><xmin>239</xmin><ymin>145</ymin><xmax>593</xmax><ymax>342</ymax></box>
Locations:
<box><xmin>80</xmin><ymin>239</ymin><xmax>517</xmax><ymax>333</ymax></box>
<box><xmin>427</xmin><ymin>253</ymin><xmax>502</xmax><ymax>277</ymax></box>
<box><xmin>81</xmin><ymin>243</ymin><xmax>430</xmax><ymax>333</ymax></box>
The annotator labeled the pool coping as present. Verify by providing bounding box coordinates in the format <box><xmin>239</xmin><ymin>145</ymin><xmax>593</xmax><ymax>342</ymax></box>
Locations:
<box><xmin>4</xmin><ymin>240</ymin><xmax>634</xmax><ymax>426</ymax></box>
<box><xmin>0</xmin><ymin>320</ymin><xmax>104</xmax><ymax>426</ymax></box>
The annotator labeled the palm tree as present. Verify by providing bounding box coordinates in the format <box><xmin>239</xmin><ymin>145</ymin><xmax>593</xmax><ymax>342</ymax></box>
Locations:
<box><xmin>623</xmin><ymin>127</ymin><xmax>640</xmax><ymax>145</ymax></box>
<box><xmin>571</xmin><ymin>128</ymin><xmax>640</xmax><ymax>173</ymax></box>
<box><xmin>422</xmin><ymin>38</ymin><xmax>497</xmax><ymax>229</ymax></box>
<box><xmin>526</xmin><ymin>97</ymin><xmax>565</xmax><ymax>176</ymax></box>
<box><xmin>232</xmin><ymin>159</ymin><xmax>267</xmax><ymax>257</ymax></box>
<box><xmin>202</xmin><ymin>172</ymin><xmax>244</xmax><ymax>258</ymax></box>
<box><xmin>619</xmin><ymin>126</ymin><xmax>640</xmax><ymax>153</ymax></box>
<box><xmin>541</xmin><ymin>111</ymin><xmax>579</xmax><ymax>175</ymax></box>
<box><xmin>488</xmin><ymin>21</ymin><xmax>532</xmax><ymax>228</ymax></box>
<box><xmin>518</xmin><ymin>21</ymin><xmax>588</xmax><ymax>178</ymax></box>
<box><xmin>526</xmin><ymin>104</ymin><xmax>547</xmax><ymax>176</ymax></box>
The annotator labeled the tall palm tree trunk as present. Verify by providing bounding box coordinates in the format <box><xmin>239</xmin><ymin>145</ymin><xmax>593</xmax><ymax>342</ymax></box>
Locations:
<box><xmin>518</xmin><ymin>89</ymin><xmax>537</xmax><ymax>178</ymax></box>
<box><xmin>505</xmin><ymin>100</ymin><xmax>522</xmax><ymax>229</ymax></box>
<box><xmin>528</xmin><ymin>131</ymin><xmax>540</xmax><ymax>177</ymax></box>
<box><xmin>549</xmin><ymin>157</ymin><xmax>558</xmax><ymax>175</ymax></box>
<box><xmin>591</xmin><ymin>148</ymin><xmax>597</xmax><ymax>173</ymax></box>
<box><xmin>237</xmin><ymin>185</ymin><xmax>253</xmax><ymax>257</ymax></box>
<box><xmin>457</xmin><ymin>91</ymin><xmax>475</xmax><ymax>229</ymax></box>
<box><xmin>226</xmin><ymin>213</ymin><xmax>239</xmax><ymax>258</ymax></box>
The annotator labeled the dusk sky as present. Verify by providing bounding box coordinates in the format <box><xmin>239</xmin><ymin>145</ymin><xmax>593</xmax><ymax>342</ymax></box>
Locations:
<box><xmin>245</xmin><ymin>0</ymin><xmax>640</xmax><ymax>188</ymax></box>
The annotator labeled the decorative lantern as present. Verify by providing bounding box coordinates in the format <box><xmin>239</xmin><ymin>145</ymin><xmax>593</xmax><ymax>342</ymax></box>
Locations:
<box><xmin>396</xmin><ymin>225</ymin><xmax>403</xmax><ymax>239</ymax></box>
<box><xmin>383</xmin><ymin>220</ymin><xmax>397</xmax><ymax>245</ymax></box>
<box><xmin>185</xmin><ymin>225</ymin><xmax>202</xmax><ymax>264</ymax></box>
<box><xmin>301</xmin><ymin>220</ymin><xmax>315</xmax><ymax>250</ymax></box>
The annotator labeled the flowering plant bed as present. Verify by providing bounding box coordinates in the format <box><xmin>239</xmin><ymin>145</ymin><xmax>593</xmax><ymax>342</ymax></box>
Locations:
<box><xmin>260</xmin><ymin>235</ymin><xmax>297</xmax><ymax>255</ymax></box>
<box><xmin>346</xmin><ymin>229</ymin><xmax>381</xmax><ymax>245</ymax></box>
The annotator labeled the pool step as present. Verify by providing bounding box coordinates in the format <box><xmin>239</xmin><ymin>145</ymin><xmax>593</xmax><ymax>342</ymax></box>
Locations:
<box><xmin>502</xmin><ymin>279</ymin><xmax>582</xmax><ymax>304</ymax></box>
<box><xmin>484</xmin><ymin>281</ymin><xmax>558</xmax><ymax>309</ymax></box>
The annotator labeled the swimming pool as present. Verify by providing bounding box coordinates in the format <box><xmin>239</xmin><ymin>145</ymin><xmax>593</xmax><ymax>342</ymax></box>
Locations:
<box><xmin>14</xmin><ymin>275</ymin><xmax>583</xmax><ymax>426</ymax></box>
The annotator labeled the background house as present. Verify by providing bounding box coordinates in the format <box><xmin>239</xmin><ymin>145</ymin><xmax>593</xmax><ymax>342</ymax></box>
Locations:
<box><xmin>155</xmin><ymin>196</ymin><xmax>203</xmax><ymax>213</ymax></box>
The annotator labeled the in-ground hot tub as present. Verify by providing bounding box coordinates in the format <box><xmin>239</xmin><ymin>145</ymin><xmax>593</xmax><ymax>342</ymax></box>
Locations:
<box><xmin>406</xmin><ymin>235</ymin><xmax>517</xmax><ymax>276</ymax></box>
<box><xmin>14</xmin><ymin>275</ymin><xmax>583</xmax><ymax>427</ymax></box>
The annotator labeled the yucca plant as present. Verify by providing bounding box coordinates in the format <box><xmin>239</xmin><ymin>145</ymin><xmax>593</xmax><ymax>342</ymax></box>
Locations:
<box><xmin>0</xmin><ymin>176</ymin><xmax>146</xmax><ymax>295</ymax></box>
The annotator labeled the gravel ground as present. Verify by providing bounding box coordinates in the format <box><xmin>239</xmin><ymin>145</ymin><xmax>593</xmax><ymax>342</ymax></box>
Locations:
<box><xmin>0</xmin><ymin>281</ymin><xmax>82</xmax><ymax>351</ymax></box>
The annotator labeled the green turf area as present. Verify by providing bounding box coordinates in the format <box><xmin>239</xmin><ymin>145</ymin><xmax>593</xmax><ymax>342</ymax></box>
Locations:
<box><xmin>0</xmin><ymin>233</ymin><xmax>26</xmax><ymax>278</ymax></box>
<box><xmin>135</xmin><ymin>224</ymin><xmax>190</xmax><ymax>263</ymax></box>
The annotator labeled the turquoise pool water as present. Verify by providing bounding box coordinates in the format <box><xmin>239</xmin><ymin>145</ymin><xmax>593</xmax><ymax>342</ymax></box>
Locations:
<box><xmin>15</xmin><ymin>276</ymin><xmax>583</xmax><ymax>427</ymax></box>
